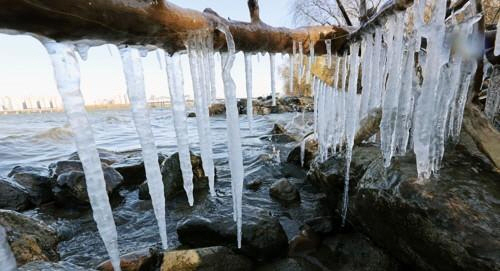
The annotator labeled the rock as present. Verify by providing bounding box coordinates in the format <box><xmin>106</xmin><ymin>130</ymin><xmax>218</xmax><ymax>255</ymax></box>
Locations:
<box><xmin>244</xmin><ymin>178</ymin><xmax>262</xmax><ymax>191</ymax></box>
<box><xmin>49</xmin><ymin>160</ymin><xmax>123</xmax><ymax>206</ymax></box>
<box><xmin>308</xmin><ymin>233</ymin><xmax>400</xmax><ymax>271</ymax></box>
<box><xmin>8</xmin><ymin>166</ymin><xmax>53</xmax><ymax>205</ymax></box>
<box><xmin>0</xmin><ymin>178</ymin><xmax>31</xmax><ymax>211</ymax></box>
<box><xmin>256</xmin><ymin>258</ymin><xmax>321</xmax><ymax>271</ymax></box>
<box><xmin>187</xmin><ymin>112</ymin><xmax>196</xmax><ymax>118</ymax></box>
<box><xmin>139</xmin><ymin>152</ymin><xmax>210</xmax><ymax>200</ymax></box>
<box><xmin>309</xmin><ymin>143</ymin><xmax>500</xmax><ymax>271</ymax></box>
<box><xmin>269</xmin><ymin>124</ymin><xmax>298</xmax><ymax>143</ymax></box>
<box><xmin>269</xmin><ymin>178</ymin><xmax>300</xmax><ymax>204</ymax></box>
<box><xmin>19</xmin><ymin>261</ymin><xmax>93</xmax><ymax>270</ymax></box>
<box><xmin>209</xmin><ymin>103</ymin><xmax>225</xmax><ymax>116</ymax></box>
<box><xmin>112</xmin><ymin>153</ymin><xmax>167</xmax><ymax>186</ymax></box>
<box><xmin>161</xmin><ymin>246</ymin><xmax>253</xmax><ymax>271</ymax></box>
<box><xmin>176</xmin><ymin>207</ymin><xmax>288</xmax><ymax>261</ymax></box>
<box><xmin>288</xmin><ymin>225</ymin><xmax>321</xmax><ymax>256</ymax></box>
<box><xmin>0</xmin><ymin>210</ymin><xmax>59</xmax><ymax>265</ymax></box>
<box><xmin>67</xmin><ymin>149</ymin><xmax>120</xmax><ymax>165</ymax></box>
<box><xmin>286</xmin><ymin>138</ymin><xmax>318</xmax><ymax>169</ymax></box>
<box><xmin>303</xmin><ymin>216</ymin><xmax>334</xmax><ymax>235</ymax></box>
<box><xmin>97</xmin><ymin>248</ymin><xmax>162</xmax><ymax>271</ymax></box>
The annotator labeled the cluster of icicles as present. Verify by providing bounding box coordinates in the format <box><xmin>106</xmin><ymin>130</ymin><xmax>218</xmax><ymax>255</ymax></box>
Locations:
<box><xmin>313</xmin><ymin>1</ymin><xmax>480</xmax><ymax>225</ymax></box>
<box><xmin>0</xmin><ymin>25</ymin><xmax>267</xmax><ymax>271</ymax></box>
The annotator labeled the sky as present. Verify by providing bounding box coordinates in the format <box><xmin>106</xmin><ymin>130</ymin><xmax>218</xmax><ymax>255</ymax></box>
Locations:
<box><xmin>0</xmin><ymin>0</ymin><xmax>295</xmax><ymax>105</ymax></box>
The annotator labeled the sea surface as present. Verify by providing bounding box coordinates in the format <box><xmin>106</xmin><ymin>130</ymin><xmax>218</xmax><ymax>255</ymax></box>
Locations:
<box><xmin>0</xmin><ymin>109</ymin><xmax>323</xmax><ymax>268</ymax></box>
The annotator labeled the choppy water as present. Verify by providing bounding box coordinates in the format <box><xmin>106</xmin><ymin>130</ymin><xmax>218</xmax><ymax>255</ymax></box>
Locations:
<box><xmin>0</xmin><ymin>109</ymin><xmax>323</xmax><ymax>269</ymax></box>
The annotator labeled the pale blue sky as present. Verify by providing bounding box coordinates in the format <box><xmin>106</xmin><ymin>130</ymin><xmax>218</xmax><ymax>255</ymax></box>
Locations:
<box><xmin>0</xmin><ymin>0</ymin><xmax>295</xmax><ymax>104</ymax></box>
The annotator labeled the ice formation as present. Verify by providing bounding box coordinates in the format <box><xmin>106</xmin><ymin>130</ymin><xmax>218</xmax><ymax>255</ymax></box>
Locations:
<box><xmin>495</xmin><ymin>17</ymin><xmax>500</xmax><ymax>56</ymax></box>
<box><xmin>0</xmin><ymin>226</ymin><xmax>16</xmax><ymax>271</ymax></box>
<box><xmin>120</xmin><ymin>47</ymin><xmax>168</xmax><ymax>249</ymax></box>
<box><xmin>244</xmin><ymin>52</ymin><xmax>254</xmax><ymax>133</ymax></box>
<box><xmin>313</xmin><ymin>0</ymin><xmax>480</xmax><ymax>224</ymax></box>
<box><xmin>165</xmin><ymin>53</ymin><xmax>197</xmax><ymax>201</ymax></box>
<box><xmin>186</xmin><ymin>32</ymin><xmax>216</xmax><ymax>198</ymax></box>
<box><xmin>325</xmin><ymin>39</ymin><xmax>332</xmax><ymax>68</ymax></box>
<box><xmin>270</xmin><ymin>53</ymin><xmax>277</xmax><ymax>106</ymax></box>
<box><xmin>307</xmin><ymin>41</ymin><xmax>315</xmax><ymax>84</ymax></box>
<box><xmin>289</xmin><ymin>41</ymin><xmax>296</xmax><ymax>95</ymax></box>
<box><xmin>45</xmin><ymin>42</ymin><xmax>122</xmax><ymax>271</ymax></box>
<box><xmin>218</xmin><ymin>25</ymin><xmax>245</xmax><ymax>248</ymax></box>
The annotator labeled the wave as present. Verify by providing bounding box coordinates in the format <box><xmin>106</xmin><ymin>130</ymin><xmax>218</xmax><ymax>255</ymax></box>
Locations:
<box><xmin>33</xmin><ymin>126</ymin><xmax>74</xmax><ymax>142</ymax></box>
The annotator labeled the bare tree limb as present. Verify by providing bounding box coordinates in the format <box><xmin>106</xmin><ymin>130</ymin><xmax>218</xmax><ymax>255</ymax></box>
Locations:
<box><xmin>335</xmin><ymin>0</ymin><xmax>353</xmax><ymax>26</ymax></box>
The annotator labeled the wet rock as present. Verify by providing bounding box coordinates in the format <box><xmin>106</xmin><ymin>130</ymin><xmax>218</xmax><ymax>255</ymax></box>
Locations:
<box><xmin>112</xmin><ymin>153</ymin><xmax>167</xmax><ymax>187</ymax></box>
<box><xmin>209</xmin><ymin>103</ymin><xmax>226</xmax><ymax>116</ymax></box>
<box><xmin>176</xmin><ymin>207</ymin><xmax>288</xmax><ymax>261</ymax></box>
<box><xmin>303</xmin><ymin>216</ymin><xmax>334</xmax><ymax>235</ymax></box>
<box><xmin>309</xmin><ymin>143</ymin><xmax>500</xmax><ymax>271</ymax></box>
<box><xmin>308</xmin><ymin>232</ymin><xmax>400</xmax><ymax>271</ymax></box>
<box><xmin>288</xmin><ymin>225</ymin><xmax>321</xmax><ymax>256</ymax></box>
<box><xmin>19</xmin><ymin>261</ymin><xmax>93</xmax><ymax>270</ymax></box>
<box><xmin>187</xmin><ymin>112</ymin><xmax>196</xmax><ymax>118</ymax></box>
<box><xmin>286</xmin><ymin>138</ymin><xmax>318</xmax><ymax>169</ymax></box>
<box><xmin>256</xmin><ymin>258</ymin><xmax>321</xmax><ymax>271</ymax></box>
<box><xmin>49</xmin><ymin>160</ymin><xmax>123</xmax><ymax>206</ymax></box>
<box><xmin>67</xmin><ymin>149</ymin><xmax>120</xmax><ymax>165</ymax></box>
<box><xmin>244</xmin><ymin>178</ymin><xmax>263</xmax><ymax>191</ymax></box>
<box><xmin>161</xmin><ymin>246</ymin><xmax>253</xmax><ymax>271</ymax></box>
<box><xmin>97</xmin><ymin>248</ymin><xmax>162</xmax><ymax>271</ymax></box>
<box><xmin>0</xmin><ymin>210</ymin><xmax>59</xmax><ymax>265</ymax></box>
<box><xmin>269</xmin><ymin>124</ymin><xmax>298</xmax><ymax>143</ymax></box>
<box><xmin>139</xmin><ymin>152</ymin><xmax>210</xmax><ymax>200</ymax></box>
<box><xmin>0</xmin><ymin>178</ymin><xmax>31</xmax><ymax>211</ymax></box>
<box><xmin>8</xmin><ymin>166</ymin><xmax>53</xmax><ymax>205</ymax></box>
<box><xmin>269</xmin><ymin>178</ymin><xmax>300</xmax><ymax>204</ymax></box>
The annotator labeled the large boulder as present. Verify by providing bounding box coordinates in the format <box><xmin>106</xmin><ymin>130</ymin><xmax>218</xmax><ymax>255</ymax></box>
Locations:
<box><xmin>49</xmin><ymin>160</ymin><xmax>123</xmax><ymax>206</ymax></box>
<box><xmin>268</xmin><ymin>124</ymin><xmax>298</xmax><ymax>143</ymax></box>
<box><xmin>209</xmin><ymin>103</ymin><xmax>226</xmax><ymax>116</ymax></box>
<box><xmin>286</xmin><ymin>138</ymin><xmax>318</xmax><ymax>169</ymax></box>
<box><xmin>8</xmin><ymin>166</ymin><xmax>53</xmax><ymax>205</ymax></box>
<box><xmin>0</xmin><ymin>210</ymin><xmax>59</xmax><ymax>265</ymax></box>
<box><xmin>161</xmin><ymin>246</ymin><xmax>252</xmax><ymax>271</ymax></box>
<box><xmin>139</xmin><ymin>152</ymin><xmax>210</xmax><ymax>200</ymax></box>
<box><xmin>308</xmin><ymin>142</ymin><xmax>500</xmax><ymax>271</ymax></box>
<box><xmin>97</xmin><ymin>248</ymin><xmax>162</xmax><ymax>271</ymax></box>
<box><xmin>0</xmin><ymin>178</ymin><xmax>31</xmax><ymax>211</ymax></box>
<box><xmin>176</xmin><ymin>206</ymin><xmax>288</xmax><ymax>261</ymax></box>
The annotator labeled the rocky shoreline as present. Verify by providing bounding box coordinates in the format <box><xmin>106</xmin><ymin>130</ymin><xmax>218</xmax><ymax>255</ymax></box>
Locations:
<box><xmin>1</xmin><ymin>97</ymin><xmax>499</xmax><ymax>271</ymax></box>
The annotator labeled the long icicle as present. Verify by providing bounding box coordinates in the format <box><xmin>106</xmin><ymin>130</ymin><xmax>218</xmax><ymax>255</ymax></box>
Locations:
<box><xmin>165</xmin><ymin>53</ymin><xmax>197</xmax><ymax>203</ymax></box>
<box><xmin>244</xmin><ymin>52</ymin><xmax>254</xmax><ymax>134</ymax></box>
<box><xmin>270</xmin><ymin>53</ymin><xmax>277</xmax><ymax>106</ymax></box>
<box><xmin>120</xmin><ymin>47</ymin><xmax>169</xmax><ymax>249</ymax></box>
<box><xmin>45</xmin><ymin>42</ymin><xmax>121</xmax><ymax>271</ymax></box>
<box><xmin>218</xmin><ymin>24</ymin><xmax>244</xmax><ymax>249</ymax></box>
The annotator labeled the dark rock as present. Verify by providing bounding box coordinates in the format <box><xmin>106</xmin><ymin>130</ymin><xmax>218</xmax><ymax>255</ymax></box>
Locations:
<box><xmin>256</xmin><ymin>258</ymin><xmax>321</xmax><ymax>271</ymax></box>
<box><xmin>97</xmin><ymin>248</ymin><xmax>163</xmax><ymax>271</ymax></box>
<box><xmin>270</xmin><ymin>178</ymin><xmax>300</xmax><ymax>204</ymax></box>
<box><xmin>67</xmin><ymin>149</ymin><xmax>120</xmax><ymax>165</ymax></box>
<box><xmin>287</xmin><ymin>138</ymin><xmax>318</xmax><ymax>169</ymax></box>
<box><xmin>176</xmin><ymin>207</ymin><xmax>288</xmax><ymax>261</ymax></box>
<box><xmin>288</xmin><ymin>225</ymin><xmax>321</xmax><ymax>256</ymax></box>
<box><xmin>49</xmin><ymin>160</ymin><xmax>123</xmax><ymax>206</ymax></box>
<box><xmin>161</xmin><ymin>246</ymin><xmax>253</xmax><ymax>271</ymax></box>
<box><xmin>0</xmin><ymin>178</ymin><xmax>31</xmax><ymax>211</ymax></box>
<box><xmin>209</xmin><ymin>103</ymin><xmax>226</xmax><ymax>116</ymax></box>
<box><xmin>0</xmin><ymin>210</ymin><xmax>59</xmax><ymax>265</ymax></box>
<box><xmin>8</xmin><ymin>166</ymin><xmax>53</xmax><ymax>205</ymax></box>
<box><xmin>187</xmin><ymin>112</ymin><xmax>196</xmax><ymax>118</ymax></box>
<box><xmin>308</xmin><ymin>233</ymin><xmax>400</xmax><ymax>271</ymax></box>
<box><xmin>269</xmin><ymin>124</ymin><xmax>298</xmax><ymax>143</ymax></box>
<box><xmin>19</xmin><ymin>261</ymin><xmax>92</xmax><ymax>270</ymax></box>
<box><xmin>245</xmin><ymin>178</ymin><xmax>263</xmax><ymax>191</ymax></box>
<box><xmin>303</xmin><ymin>216</ymin><xmax>334</xmax><ymax>235</ymax></box>
<box><xmin>139</xmin><ymin>152</ymin><xmax>210</xmax><ymax>200</ymax></box>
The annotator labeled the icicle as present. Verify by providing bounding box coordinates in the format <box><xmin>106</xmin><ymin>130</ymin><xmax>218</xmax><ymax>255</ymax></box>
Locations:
<box><xmin>244</xmin><ymin>53</ymin><xmax>254</xmax><ymax>134</ymax></box>
<box><xmin>156</xmin><ymin>49</ymin><xmax>164</xmax><ymax>70</ymax></box>
<box><xmin>342</xmin><ymin>43</ymin><xmax>361</xmax><ymax>227</ymax></box>
<box><xmin>165</xmin><ymin>53</ymin><xmax>197</xmax><ymax>201</ymax></box>
<box><xmin>201</xmin><ymin>34</ymin><xmax>214</xmax><ymax>106</ymax></box>
<box><xmin>107</xmin><ymin>45</ymin><xmax>114</xmax><ymax>56</ymax></box>
<box><xmin>207</xmin><ymin>35</ymin><xmax>217</xmax><ymax>103</ymax></box>
<box><xmin>359</xmin><ymin>33</ymin><xmax>374</xmax><ymax>121</ymax></box>
<box><xmin>139</xmin><ymin>48</ymin><xmax>148</xmax><ymax>58</ymax></box>
<box><xmin>380</xmin><ymin>12</ymin><xmax>406</xmax><ymax>167</ymax></box>
<box><xmin>186</xmin><ymin>33</ymin><xmax>216</xmax><ymax>198</ymax></box>
<box><xmin>325</xmin><ymin>39</ymin><xmax>332</xmax><ymax>68</ymax></box>
<box><xmin>0</xmin><ymin>226</ymin><xmax>16</xmax><ymax>271</ymax></box>
<box><xmin>306</xmin><ymin>41</ymin><xmax>314</xmax><ymax>84</ymax></box>
<box><xmin>270</xmin><ymin>53</ymin><xmax>277</xmax><ymax>106</ymax></box>
<box><xmin>45</xmin><ymin>42</ymin><xmax>121</xmax><ymax>271</ymax></box>
<box><xmin>120</xmin><ymin>47</ymin><xmax>169</xmax><ymax>249</ymax></box>
<box><xmin>298</xmin><ymin>41</ymin><xmax>304</xmax><ymax>80</ymax></box>
<box><xmin>75</xmin><ymin>43</ymin><xmax>90</xmax><ymax>61</ymax></box>
<box><xmin>290</xmin><ymin>41</ymin><xmax>297</xmax><ymax>95</ymax></box>
<box><xmin>217</xmin><ymin>25</ymin><xmax>244</xmax><ymax>249</ymax></box>
<box><xmin>368</xmin><ymin>28</ymin><xmax>383</xmax><ymax>110</ymax></box>
<box><xmin>495</xmin><ymin>18</ymin><xmax>500</xmax><ymax>56</ymax></box>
